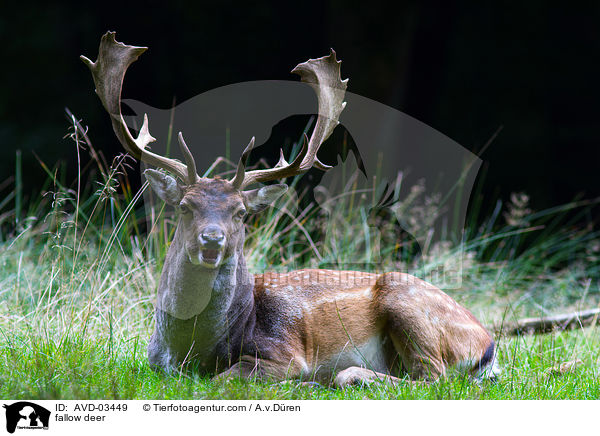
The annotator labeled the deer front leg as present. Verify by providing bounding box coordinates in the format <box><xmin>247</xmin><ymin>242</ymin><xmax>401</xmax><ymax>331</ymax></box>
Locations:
<box><xmin>211</xmin><ymin>357</ymin><xmax>283</xmax><ymax>382</ymax></box>
<box><xmin>213</xmin><ymin>361</ymin><xmax>260</xmax><ymax>381</ymax></box>
<box><xmin>334</xmin><ymin>367</ymin><xmax>403</xmax><ymax>388</ymax></box>
<box><xmin>334</xmin><ymin>367</ymin><xmax>428</xmax><ymax>388</ymax></box>
<box><xmin>212</xmin><ymin>355</ymin><xmax>307</xmax><ymax>382</ymax></box>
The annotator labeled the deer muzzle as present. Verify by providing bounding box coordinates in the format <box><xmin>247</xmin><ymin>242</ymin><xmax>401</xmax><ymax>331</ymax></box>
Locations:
<box><xmin>196</xmin><ymin>225</ymin><xmax>226</xmax><ymax>268</ymax></box>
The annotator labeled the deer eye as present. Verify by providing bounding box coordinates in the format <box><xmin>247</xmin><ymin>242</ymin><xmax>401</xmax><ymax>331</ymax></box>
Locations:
<box><xmin>234</xmin><ymin>209</ymin><xmax>247</xmax><ymax>221</ymax></box>
<box><xmin>180</xmin><ymin>204</ymin><xmax>191</xmax><ymax>215</ymax></box>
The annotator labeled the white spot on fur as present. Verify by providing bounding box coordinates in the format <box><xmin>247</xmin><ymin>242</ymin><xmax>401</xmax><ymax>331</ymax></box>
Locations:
<box><xmin>297</xmin><ymin>357</ymin><xmax>310</xmax><ymax>374</ymax></box>
<box><xmin>454</xmin><ymin>322</ymin><xmax>480</xmax><ymax>330</ymax></box>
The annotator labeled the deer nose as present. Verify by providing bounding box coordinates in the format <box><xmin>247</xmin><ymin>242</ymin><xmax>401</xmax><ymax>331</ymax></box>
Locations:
<box><xmin>200</xmin><ymin>226</ymin><xmax>225</xmax><ymax>248</ymax></box>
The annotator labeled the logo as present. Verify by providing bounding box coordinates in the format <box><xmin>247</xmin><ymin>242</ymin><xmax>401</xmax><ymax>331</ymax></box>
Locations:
<box><xmin>2</xmin><ymin>402</ymin><xmax>50</xmax><ymax>434</ymax></box>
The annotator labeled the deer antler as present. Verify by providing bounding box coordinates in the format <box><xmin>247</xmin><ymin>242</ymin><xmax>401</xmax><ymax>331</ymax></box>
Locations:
<box><xmin>80</xmin><ymin>31</ymin><xmax>199</xmax><ymax>185</ymax></box>
<box><xmin>230</xmin><ymin>49</ymin><xmax>348</xmax><ymax>189</ymax></box>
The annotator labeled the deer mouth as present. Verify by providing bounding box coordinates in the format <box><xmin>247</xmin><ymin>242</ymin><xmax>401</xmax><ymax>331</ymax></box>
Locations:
<box><xmin>199</xmin><ymin>248</ymin><xmax>222</xmax><ymax>267</ymax></box>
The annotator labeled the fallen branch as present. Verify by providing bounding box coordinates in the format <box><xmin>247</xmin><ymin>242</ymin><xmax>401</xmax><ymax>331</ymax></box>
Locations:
<box><xmin>492</xmin><ymin>308</ymin><xmax>600</xmax><ymax>336</ymax></box>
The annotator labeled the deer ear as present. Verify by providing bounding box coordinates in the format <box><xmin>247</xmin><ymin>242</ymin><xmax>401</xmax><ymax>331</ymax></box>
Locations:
<box><xmin>144</xmin><ymin>169</ymin><xmax>184</xmax><ymax>206</ymax></box>
<box><xmin>243</xmin><ymin>184</ymin><xmax>288</xmax><ymax>214</ymax></box>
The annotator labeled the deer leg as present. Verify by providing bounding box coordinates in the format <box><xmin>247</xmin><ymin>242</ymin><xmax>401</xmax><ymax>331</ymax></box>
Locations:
<box><xmin>212</xmin><ymin>356</ymin><xmax>295</xmax><ymax>382</ymax></box>
<box><xmin>212</xmin><ymin>360</ymin><xmax>260</xmax><ymax>381</ymax></box>
<box><xmin>334</xmin><ymin>367</ymin><xmax>405</xmax><ymax>388</ymax></box>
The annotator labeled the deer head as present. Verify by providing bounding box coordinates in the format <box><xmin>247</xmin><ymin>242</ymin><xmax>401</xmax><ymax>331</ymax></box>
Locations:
<box><xmin>81</xmin><ymin>32</ymin><xmax>347</xmax><ymax>269</ymax></box>
<box><xmin>146</xmin><ymin>176</ymin><xmax>288</xmax><ymax>268</ymax></box>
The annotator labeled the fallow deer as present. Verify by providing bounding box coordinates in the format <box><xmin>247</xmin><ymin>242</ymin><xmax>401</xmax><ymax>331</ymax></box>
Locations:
<box><xmin>81</xmin><ymin>32</ymin><xmax>499</xmax><ymax>387</ymax></box>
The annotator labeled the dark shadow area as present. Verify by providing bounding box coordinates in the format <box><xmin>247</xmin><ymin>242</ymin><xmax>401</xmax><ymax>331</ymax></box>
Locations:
<box><xmin>1</xmin><ymin>0</ymin><xmax>599</xmax><ymax>226</ymax></box>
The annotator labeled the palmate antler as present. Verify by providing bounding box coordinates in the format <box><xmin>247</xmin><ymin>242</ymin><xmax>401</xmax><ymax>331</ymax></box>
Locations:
<box><xmin>230</xmin><ymin>49</ymin><xmax>348</xmax><ymax>189</ymax></box>
<box><xmin>80</xmin><ymin>32</ymin><xmax>199</xmax><ymax>185</ymax></box>
<box><xmin>82</xmin><ymin>32</ymin><xmax>347</xmax><ymax>189</ymax></box>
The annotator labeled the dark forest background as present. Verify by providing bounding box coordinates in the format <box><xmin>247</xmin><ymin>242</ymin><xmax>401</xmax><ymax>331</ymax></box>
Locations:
<box><xmin>1</xmin><ymin>0</ymin><xmax>599</xmax><ymax>224</ymax></box>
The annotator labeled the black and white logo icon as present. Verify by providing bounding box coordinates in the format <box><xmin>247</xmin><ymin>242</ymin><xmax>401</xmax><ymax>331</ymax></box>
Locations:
<box><xmin>3</xmin><ymin>402</ymin><xmax>50</xmax><ymax>434</ymax></box>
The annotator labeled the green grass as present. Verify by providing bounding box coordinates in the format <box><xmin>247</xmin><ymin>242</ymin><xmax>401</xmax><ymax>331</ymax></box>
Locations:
<box><xmin>0</xmin><ymin>115</ymin><xmax>599</xmax><ymax>400</ymax></box>
<box><xmin>0</xmin><ymin>328</ymin><xmax>599</xmax><ymax>399</ymax></box>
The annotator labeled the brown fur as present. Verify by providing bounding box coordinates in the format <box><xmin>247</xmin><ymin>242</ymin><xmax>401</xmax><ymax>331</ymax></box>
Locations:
<box><xmin>237</xmin><ymin>269</ymin><xmax>494</xmax><ymax>384</ymax></box>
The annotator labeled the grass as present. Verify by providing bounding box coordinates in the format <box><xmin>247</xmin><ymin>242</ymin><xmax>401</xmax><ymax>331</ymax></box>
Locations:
<box><xmin>0</xmin><ymin>114</ymin><xmax>599</xmax><ymax>400</ymax></box>
<box><xmin>1</xmin><ymin>327</ymin><xmax>599</xmax><ymax>400</ymax></box>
